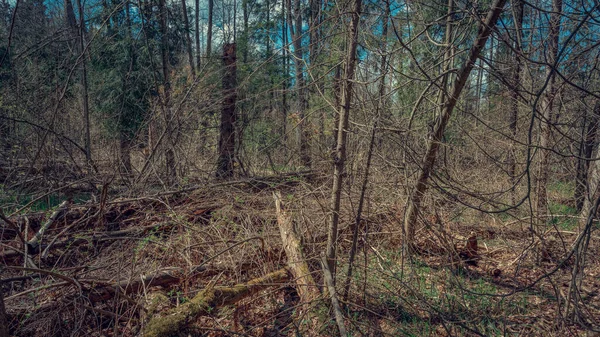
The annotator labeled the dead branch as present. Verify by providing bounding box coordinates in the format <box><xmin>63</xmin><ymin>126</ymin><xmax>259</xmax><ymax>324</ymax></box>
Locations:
<box><xmin>273</xmin><ymin>191</ymin><xmax>320</xmax><ymax>304</ymax></box>
<box><xmin>27</xmin><ymin>200</ymin><xmax>71</xmax><ymax>252</ymax></box>
<box><xmin>1</xmin><ymin>222</ymin><xmax>174</xmax><ymax>260</ymax></box>
<box><xmin>86</xmin><ymin>265</ymin><xmax>208</xmax><ymax>302</ymax></box>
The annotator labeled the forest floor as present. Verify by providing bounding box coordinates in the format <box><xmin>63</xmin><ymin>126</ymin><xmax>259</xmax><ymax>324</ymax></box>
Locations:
<box><xmin>2</xmin><ymin>173</ymin><xmax>600</xmax><ymax>336</ymax></box>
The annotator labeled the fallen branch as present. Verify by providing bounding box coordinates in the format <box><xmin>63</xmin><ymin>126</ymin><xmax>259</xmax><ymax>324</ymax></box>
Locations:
<box><xmin>143</xmin><ymin>268</ymin><xmax>290</xmax><ymax>337</ymax></box>
<box><xmin>273</xmin><ymin>191</ymin><xmax>320</xmax><ymax>304</ymax></box>
<box><xmin>27</xmin><ymin>200</ymin><xmax>71</xmax><ymax>252</ymax></box>
<box><xmin>7</xmin><ymin>265</ymin><xmax>213</xmax><ymax>313</ymax></box>
<box><xmin>86</xmin><ymin>265</ymin><xmax>208</xmax><ymax>302</ymax></box>
<box><xmin>1</xmin><ymin>222</ymin><xmax>173</xmax><ymax>260</ymax></box>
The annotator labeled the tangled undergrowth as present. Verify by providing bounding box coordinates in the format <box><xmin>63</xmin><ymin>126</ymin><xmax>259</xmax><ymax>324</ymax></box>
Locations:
<box><xmin>1</xmin><ymin>174</ymin><xmax>599</xmax><ymax>336</ymax></box>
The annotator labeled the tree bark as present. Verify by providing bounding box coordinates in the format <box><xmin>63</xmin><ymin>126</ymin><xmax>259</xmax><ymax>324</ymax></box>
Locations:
<box><xmin>508</xmin><ymin>0</ymin><xmax>524</xmax><ymax>204</ymax></box>
<box><xmin>273</xmin><ymin>191</ymin><xmax>320</xmax><ymax>304</ymax></box>
<box><xmin>325</xmin><ymin>0</ymin><xmax>362</xmax><ymax>278</ymax></box>
<box><xmin>181</xmin><ymin>0</ymin><xmax>195</xmax><ymax>78</ymax></box>
<box><xmin>402</xmin><ymin>0</ymin><xmax>507</xmax><ymax>249</ymax></box>
<box><xmin>0</xmin><ymin>277</ymin><xmax>8</xmax><ymax>337</ymax></box>
<box><xmin>287</xmin><ymin>0</ymin><xmax>311</xmax><ymax>168</ymax></box>
<box><xmin>143</xmin><ymin>268</ymin><xmax>289</xmax><ymax>337</ymax></box>
<box><xmin>195</xmin><ymin>0</ymin><xmax>200</xmax><ymax>68</ymax></box>
<box><xmin>436</xmin><ymin>0</ymin><xmax>454</xmax><ymax>119</ymax></box>
<box><xmin>575</xmin><ymin>101</ymin><xmax>600</xmax><ymax>212</ymax></box>
<box><xmin>281</xmin><ymin>0</ymin><xmax>288</xmax><ymax>149</ymax></box>
<box><xmin>158</xmin><ymin>0</ymin><xmax>176</xmax><ymax>181</ymax></box>
<box><xmin>343</xmin><ymin>0</ymin><xmax>387</xmax><ymax>301</ymax></box>
<box><xmin>65</xmin><ymin>0</ymin><xmax>91</xmax><ymax>164</ymax></box>
<box><xmin>206</xmin><ymin>0</ymin><xmax>213</xmax><ymax>58</ymax></box>
<box><xmin>536</xmin><ymin>0</ymin><xmax>562</xmax><ymax>222</ymax></box>
<box><xmin>217</xmin><ymin>43</ymin><xmax>237</xmax><ymax>179</ymax></box>
<box><xmin>75</xmin><ymin>0</ymin><xmax>91</xmax><ymax>165</ymax></box>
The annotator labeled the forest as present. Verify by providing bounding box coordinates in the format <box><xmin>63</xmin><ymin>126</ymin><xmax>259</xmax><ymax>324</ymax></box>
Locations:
<box><xmin>1</xmin><ymin>0</ymin><xmax>600</xmax><ymax>335</ymax></box>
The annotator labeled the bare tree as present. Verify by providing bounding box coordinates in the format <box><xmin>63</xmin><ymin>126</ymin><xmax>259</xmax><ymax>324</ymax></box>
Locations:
<box><xmin>0</xmin><ymin>278</ymin><xmax>8</xmax><ymax>337</ymax></box>
<box><xmin>158</xmin><ymin>0</ymin><xmax>176</xmax><ymax>180</ymax></box>
<box><xmin>536</xmin><ymin>0</ymin><xmax>562</xmax><ymax>222</ymax></box>
<box><xmin>575</xmin><ymin>101</ymin><xmax>600</xmax><ymax>211</ymax></box>
<box><xmin>195</xmin><ymin>0</ymin><xmax>200</xmax><ymax>68</ymax></box>
<box><xmin>325</xmin><ymin>0</ymin><xmax>362</xmax><ymax>278</ymax></box>
<box><xmin>402</xmin><ymin>0</ymin><xmax>508</xmax><ymax>249</ymax></box>
<box><xmin>509</xmin><ymin>0</ymin><xmax>524</xmax><ymax>203</ymax></box>
<box><xmin>207</xmin><ymin>0</ymin><xmax>213</xmax><ymax>58</ymax></box>
<box><xmin>181</xmin><ymin>0</ymin><xmax>195</xmax><ymax>78</ymax></box>
<box><xmin>287</xmin><ymin>0</ymin><xmax>311</xmax><ymax>168</ymax></box>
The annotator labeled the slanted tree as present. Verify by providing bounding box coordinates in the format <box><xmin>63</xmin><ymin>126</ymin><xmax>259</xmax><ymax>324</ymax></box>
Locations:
<box><xmin>402</xmin><ymin>0</ymin><xmax>508</xmax><ymax>249</ymax></box>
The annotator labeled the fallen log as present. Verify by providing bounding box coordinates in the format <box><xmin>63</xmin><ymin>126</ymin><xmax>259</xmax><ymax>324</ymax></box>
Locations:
<box><xmin>6</xmin><ymin>265</ymin><xmax>213</xmax><ymax>313</ymax></box>
<box><xmin>273</xmin><ymin>191</ymin><xmax>320</xmax><ymax>304</ymax></box>
<box><xmin>27</xmin><ymin>200</ymin><xmax>71</xmax><ymax>252</ymax></box>
<box><xmin>143</xmin><ymin>268</ymin><xmax>290</xmax><ymax>337</ymax></box>
<box><xmin>86</xmin><ymin>265</ymin><xmax>209</xmax><ymax>302</ymax></box>
<box><xmin>0</xmin><ymin>222</ymin><xmax>174</xmax><ymax>260</ymax></box>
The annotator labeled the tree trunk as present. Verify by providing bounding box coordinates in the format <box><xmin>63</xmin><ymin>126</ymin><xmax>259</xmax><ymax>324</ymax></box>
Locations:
<box><xmin>576</xmin><ymin>100</ymin><xmax>600</xmax><ymax>212</ymax></box>
<box><xmin>325</xmin><ymin>0</ymin><xmax>362</xmax><ymax>279</ymax></box>
<box><xmin>76</xmin><ymin>0</ymin><xmax>91</xmax><ymax>165</ymax></box>
<box><xmin>309</xmin><ymin>0</ymin><xmax>323</xmax><ymax>143</ymax></box>
<box><xmin>402</xmin><ymin>0</ymin><xmax>507</xmax><ymax>249</ymax></box>
<box><xmin>343</xmin><ymin>0</ymin><xmax>387</xmax><ymax>301</ymax></box>
<box><xmin>119</xmin><ymin>0</ymin><xmax>135</xmax><ymax>177</ymax></box>
<box><xmin>0</xmin><ymin>280</ymin><xmax>8</xmax><ymax>337</ymax></box>
<box><xmin>217</xmin><ymin>43</ymin><xmax>237</xmax><ymax>179</ymax></box>
<box><xmin>281</xmin><ymin>0</ymin><xmax>288</xmax><ymax>150</ymax></box>
<box><xmin>509</xmin><ymin>0</ymin><xmax>523</xmax><ymax>204</ymax></box>
<box><xmin>273</xmin><ymin>191</ymin><xmax>320</xmax><ymax>304</ymax></box>
<box><xmin>206</xmin><ymin>0</ymin><xmax>213</xmax><ymax>58</ymax></box>
<box><xmin>536</xmin><ymin>0</ymin><xmax>562</xmax><ymax>222</ymax></box>
<box><xmin>65</xmin><ymin>0</ymin><xmax>91</xmax><ymax>164</ymax></box>
<box><xmin>242</xmin><ymin>0</ymin><xmax>249</xmax><ymax>63</ymax></box>
<box><xmin>181</xmin><ymin>0</ymin><xmax>195</xmax><ymax>78</ymax></box>
<box><xmin>436</xmin><ymin>0</ymin><xmax>454</xmax><ymax>119</ymax></box>
<box><xmin>287</xmin><ymin>0</ymin><xmax>311</xmax><ymax>168</ymax></box>
<box><xmin>119</xmin><ymin>132</ymin><xmax>132</xmax><ymax>175</ymax></box>
<box><xmin>158</xmin><ymin>0</ymin><xmax>176</xmax><ymax>181</ymax></box>
<box><xmin>144</xmin><ymin>268</ymin><xmax>289</xmax><ymax>337</ymax></box>
<box><xmin>195</xmin><ymin>0</ymin><xmax>200</xmax><ymax>68</ymax></box>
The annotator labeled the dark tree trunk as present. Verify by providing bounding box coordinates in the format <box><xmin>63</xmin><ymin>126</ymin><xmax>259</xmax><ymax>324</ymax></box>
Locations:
<box><xmin>576</xmin><ymin>101</ymin><xmax>600</xmax><ymax>211</ymax></box>
<box><xmin>281</xmin><ymin>0</ymin><xmax>288</xmax><ymax>147</ymax></box>
<box><xmin>76</xmin><ymin>0</ymin><xmax>91</xmax><ymax>165</ymax></box>
<box><xmin>217</xmin><ymin>43</ymin><xmax>237</xmax><ymax>179</ymax></box>
<box><xmin>206</xmin><ymin>0</ymin><xmax>213</xmax><ymax>58</ymax></box>
<box><xmin>509</xmin><ymin>0</ymin><xmax>523</xmax><ymax>204</ymax></box>
<box><xmin>181</xmin><ymin>0</ymin><xmax>195</xmax><ymax>78</ymax></box>
<box><xmin>119</xmin><ymin>1</ymin><xmax>135</xmax><ymax>177</ymax></box>
<box><xmin>536</xmin><ymin>0</ymin><xmax>562</xmax><ymax>221</ymax></box>
<box><xmin>242</xmin><ymin>0</ymin><xmax>249</xmax><ymax>63</ymax></box>
<box><xmin>403</xmin><ymin>0</ymin><xmax>507</xmax><ymax>248</ymax></box>
<box><xmin>195</xmin><ymin>0</ymin><xmax>200</xmax><ymax>68</ymax></box>
<box><xmin>287</xmin><ymin>0</ymin><xmax>311</xmax><ymax>168</ymax></box>
<box><xmin>0</xmin><ymin>282</ymin><xmax>8</xmax><ymax>337</ymax></box>
<box><xmin>158</xmin><ymin>0</ymin><xmax>176</xmax><ymax>181</ymax></box>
